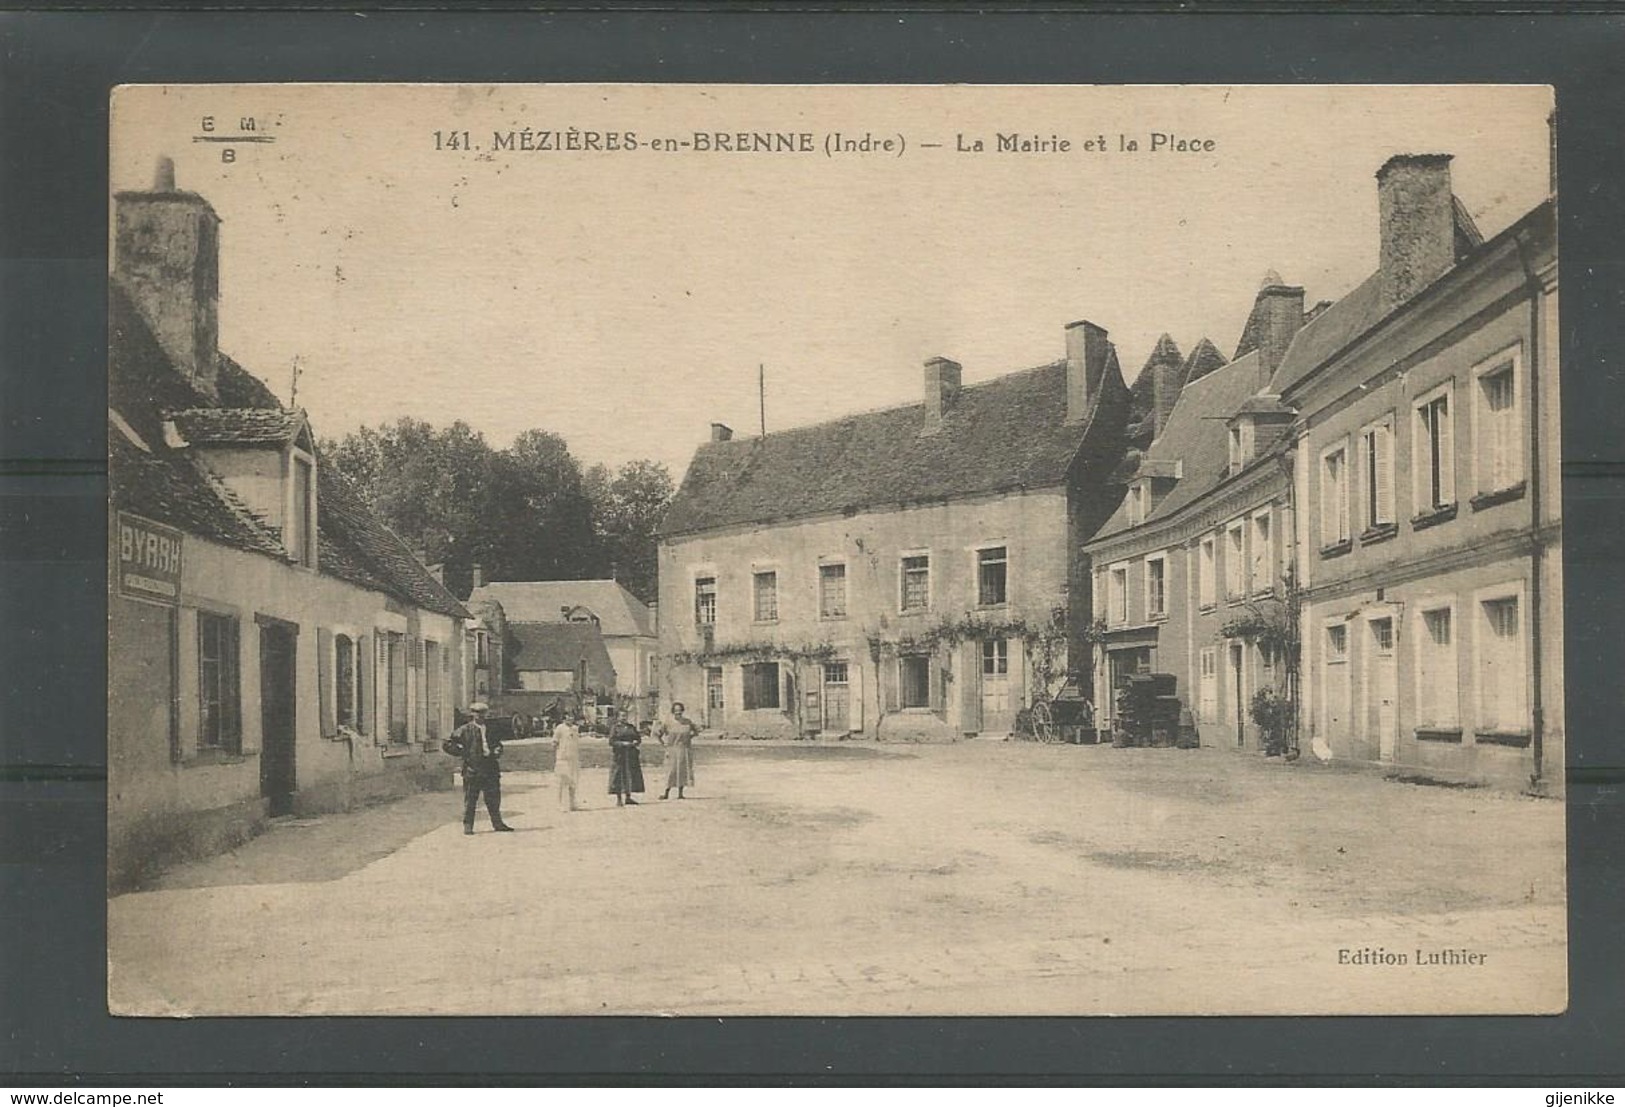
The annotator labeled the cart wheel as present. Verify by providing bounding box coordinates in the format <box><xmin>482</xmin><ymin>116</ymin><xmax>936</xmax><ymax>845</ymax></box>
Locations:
<box><xmin>1031</xmin><ymin>700</ymin><xmax>1056</xmax><ymax>743</ymax></box>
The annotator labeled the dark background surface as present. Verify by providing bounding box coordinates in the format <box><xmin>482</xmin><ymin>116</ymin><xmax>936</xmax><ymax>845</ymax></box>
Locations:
<box><xmin>1</xmin><ymin>8</ymin><xmax>1621</xmax><ymax>1082</ymax></box>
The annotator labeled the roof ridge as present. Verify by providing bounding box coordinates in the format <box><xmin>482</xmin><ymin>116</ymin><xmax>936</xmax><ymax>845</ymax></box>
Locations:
<box><xmin>705</xmin><ymin>358</ymin><xmax>1067</xmax><ymax>447</ymax></box>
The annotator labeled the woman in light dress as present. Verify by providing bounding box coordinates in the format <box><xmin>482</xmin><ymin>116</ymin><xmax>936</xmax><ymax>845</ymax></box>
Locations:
<box><xmin>658</xmin><ymin>701</ymin><xmax>700</xmax><ymax>800</ymax></box>
<box><xmin>552</xmin><ymin>711</ymin><xmax>582</xmax><ymax>812</ymax></box>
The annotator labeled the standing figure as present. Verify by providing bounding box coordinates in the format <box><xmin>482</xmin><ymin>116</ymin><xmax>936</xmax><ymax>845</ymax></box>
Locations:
<box><xmin>553</xmin><ymin>711</ymin><xmax>582</xmax><ymax>812</ymax></box>
<box><xmin>443</xmin><ymin>702</ymin><xmax>514</xmax><ymax>834</ymax></box>
<box><xmin>606</xmin><ymin>709</ymin><xmax>645</xmax><ymax>807</ymax></box>
<box><xmin>658</xmin><ymin>701</ymin><xmax>700</xmax><ymax>800</ymax></box>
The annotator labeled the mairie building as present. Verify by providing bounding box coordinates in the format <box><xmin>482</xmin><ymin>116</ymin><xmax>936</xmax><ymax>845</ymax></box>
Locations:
<box><xmin>657</xmin><ymin>322</ymin><xmax>1133</xmax><ymax>740</ymax></box>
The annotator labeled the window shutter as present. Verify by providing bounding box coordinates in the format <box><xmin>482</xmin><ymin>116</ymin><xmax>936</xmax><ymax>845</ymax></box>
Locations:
<box><xmin>1439</xmin><ymin>399</ymin><xmax>1456</xmax><ymax>503</ymax></box>
<box><xmin>356</xmin><ymin>633</ymin><xmax>370</xmax><ymax>736</ymax></box>
<box><xmin>317</xmin><ymin>627</ymin><xmax>335</xmax><ymax>738</ymax></box>
<box><xmin>781</xmin><ymin>666</ymin><xmax>795</xmax><ymax>716</ymax></box>
<box><xmin>882</xmin><ymin>659</ymin><xmax>899</xmax><ymax>713</ymax></box>
<box><xmin>930</xmin><ymin>651</ymin><xmax>946</xmax><ymax>716</ymax></box>
<box><xmin>1320</xmin><ymin>462</ymin><xmax>1333</xmax><ymax>543</ymax></box>
<box><xmin>849</xmin><ymin>662</ymin><xmax>865</xmax><ymax>732</ymax></box>
<box><xmin>224</xmin><ymin>619</ymin><xmax>243</xmax><ymax>755</ymax></box>
<box><xmin>960</xmin><ymin>641</ymin><xmax>982</xmax><ymax>733</ymax></box>
<box><xmin>1376</xmin><ymin>423</ymin><xmax>1394</xmax><ymax>524</ymax></box>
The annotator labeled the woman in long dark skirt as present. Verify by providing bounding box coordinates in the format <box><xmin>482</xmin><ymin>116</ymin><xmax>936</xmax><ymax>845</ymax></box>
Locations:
<box><xmin>607</xmin><ymin>710</ymin><xmax>645</xmax><ymax>807</ymax></box>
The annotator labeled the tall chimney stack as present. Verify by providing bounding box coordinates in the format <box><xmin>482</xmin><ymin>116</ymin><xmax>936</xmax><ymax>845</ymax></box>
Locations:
<box><xmin>1376</xmin><ymin>153</ymin><xmax>1457</xmax><ymax>311</ymax></box>
<box><xmin>113</xmin><ymin>157</ymin><xmax>222</xmax><ymax>400</ymax></box>
<box><xmin>1064</xmin><ymin>320</ymin><xmax>1110</xmax><ymax>425</ymax></box>
<box><xmin>709</xmin><ymin>422</ymin><xmax>734</xmax><ymax>443</ymax></box>
<box><xmin>1234</xmin><ymin>273</ymin><xmax>1306</xmax><ymax>386</ymax></box>
<box><xmin>471</xmin><ymin>563</ymin><xmax>485</xmax><ymax>589</ymax></box>
<box><xmin>920</xmin><ymin>356</ymin><xmax>962</xmax><ymax>436</ymax></box>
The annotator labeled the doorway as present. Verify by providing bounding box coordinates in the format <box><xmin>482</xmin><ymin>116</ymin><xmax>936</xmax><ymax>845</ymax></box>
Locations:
<box><xmin>258</xmin><ymin>618</ymin><xmax>298</xmax><ymax>816</ymax></box>
<box><xmin>1368</xmin><ymin>616</ymin><xmax>1398</xmax><ymax>761</ymax></box>
<box><xmin>704</xmin><ymin>666</ymin><xmax>724</xmax><ymax>729</ymax></box>
<box><xmin>1229</xmin><ymin>641</ymin><xmax>1246</xmax><ymax>747</ymax></box>
<box><xmin>822</xmin><ymin>662</ymin><xmax>850</xmax><ymax>732</ymax></box>
<box><xmin>980</xmin><ymin>638</ymin><xmax>1013</xmax><ymax>734</ymax></box>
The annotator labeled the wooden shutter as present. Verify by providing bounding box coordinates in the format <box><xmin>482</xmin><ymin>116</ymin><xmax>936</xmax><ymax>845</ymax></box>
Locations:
<box><xmin>960</xmin><ymin>641</ymin><xmax>982</xmax><ymax>734</ymax></box>
<box><xmin>224</xmin><ymin>617</ymin><xmax>243</xmax><ymax>754</ymax></box>
<box><xmin>882</xmin><ymin>658</ymin><xmax>899</xmax><ymax>714</ymax></box>
<box><xmin>317</xmin><ymin>626</ymin><xmax>335</xmax><ymax>738</ymax></box>
<box><xmin>930</xmin><ymin>650</ymin><xmax>946</xmax><ymax>717</ymax></box>
<box><xmin>1439</xmin><ymin>396</ymin><xmax>1456</xmax><ymax>504</ymax></box>
<box><xmin>848</xmin><ymin>661</ymin><xmax>864</xmax><ymax>732</ymax></box>
<box><xmin>357</xmin><ymin>633</ymin><xmax>371</xmax><ymax>737</ymax></box>
<box><xmin>1376</xmin><ymin>422</ymin><xmax>1394</xmax><ymax>524</ymax></box>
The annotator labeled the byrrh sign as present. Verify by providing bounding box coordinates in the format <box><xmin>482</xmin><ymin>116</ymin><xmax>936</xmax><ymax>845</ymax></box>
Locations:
<box><xmin>117</xmin><ymin>511</ymin><xmax>184</xmax><ymax>606</ymax></box>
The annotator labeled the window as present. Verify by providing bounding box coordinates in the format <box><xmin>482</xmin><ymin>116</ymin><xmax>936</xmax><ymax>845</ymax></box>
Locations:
<box><xmin>742</xmin><ymin>661</ymin><xmax>781</xmax><ymax>710</ymax></box>
<box><xmin>1416</xmin><ymin>605</ymin><xmax>1459</xmax><ymax>729</ymax></box>
<box><xmin>335</xmin><ymin>633</ymin><xmax>357</xmax><ymax>728</ymax></box>
<box><xmin>1144</xmin><ymin>553</ymin><xmax>1167</xmax><ymax>619</ymax></box>
<box><xmin>977</xmin><ymin>546</ymin><xmax>1008</xmax><ymax>607</ymax></box>
<box><xmin>695</xmin><ymin>576</ymin><xmax>717</xmax><ymax>626</ymax></box>
<box><xmin>289</xmin><ymin>455</ymin><xmax>315</xmax><ymax>568</ymax></box>
<box><xmin>1109</xmin><ymin>564</ymin><xmax>1128</xmax><ymax>625</ymax></box>
<box><xmin>901</xmin><ymin>555</ymin><xmax>930</xmax><ymax>612</ymax></box>
<box><xmin>1414</xmin><ymin>385</ymin><xmax>1455</xmax><ymax>513</ymax></box>
<box><xmin>1320</xmin><ymin>444</ymin><xmax>1350</xmax><ymax>547</ymax></box>
<box><xmin>1228</xmin><ymin>424</ymin><xmax>1244</xmax><ymax>476</ymax></box>
<box><xmin>900</xmin><ymin>654</ymin><xmax>931</xmax><ymax>709</ymax></box>
<box><xmin>818</xmin><ymin>562</ymin><xmax>847</xmax><ymax>618</ymax></box>
<box><xmin>1128</xmin><ymin>484</ymin><xmax>1145</xmax><ymax>526</ymax></box>
<box><xmin>1477</xmin><ymin>594</ymin><xmax>1527</xmax><ymax>732</ymax></box>
<box><xmin>1477</xmin><ymin>359</ymin><xmax>1522</xmax><ymax>493</ymax></box>
<box><xmin>1326</xmin><ymin>622</ymin><xmax>1348</xmax><ymax>662</ymax></box>
<box><xmin>1359</xmin><ymin>417</ymin><xmax>1395</xmax><ymax>531</ymax></box>
<box><xmin>981</xmin><ymin>638</ymin><xmax>1009</xmax><ymax>676</ymax></box>
<box><xmin>475</xmin><ymin>629</ymin><xmax>489</xmax><ymax>667</ymax></box>
<box><xmin>1251</xmin><ymin>511</ymin><xmax>1273</xmax><ymax>594</ymax></box>
<box><xmin>752</xmin><ymin>571</ymin><xmax>779</xmax><ymax>621</ymax></box>
<box><xmin>424</xmin><ymin>639</ymin><xmax>442</xmax><ymax>739</ymax></box>
<box><xmin>1225</xmin><ymin>521</ymin><xmax>1245</xmax><ymax>599</ymax></box>
<box><xmin>197</xmin><ymin>612</ymin><xmax>241</xmax><ymax>752</ymax></box>
<box><xmin>1370</xmin><ymin>617</ymin><xmax>1394</xmax><ymax>653</ymax></box>
<box><xmin>1198</xmin><ymin>536</ymin><xmax>1217</xmax><ymax>609</ymax></box>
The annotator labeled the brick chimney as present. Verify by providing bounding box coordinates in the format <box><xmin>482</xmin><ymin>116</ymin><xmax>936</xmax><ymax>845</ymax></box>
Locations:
<box><xmin>113</xmin><ymin>157</ymin><xmax>222</xmax><ymax>400</ymax></box>
<box><xmin>1064</xmin><ymin>320</ymin><xmax>1110</xmax><ymax>425</ymax></box>
<box><xmin>921</xmin><ymin>356</ymin><xmax>962</xmax><ymax>436</ymax></box>
<box><xmin>1376</xmin><ymin>154</ymin><xmax>1457</xmax><ymax>311</ymax></box>
<box><xmin>1140</xmin><ymin>334</ymin><xmax>1184</xmax><ymax>441</ymax></box>
<box><xmin>1234</xmin><ymin>272</ymin><xmax>1305</xmax><ymax>386</ymax></box>
<box><xmin>709</xmin><ymin>422</ymin><xmax>734</xmax><ymax>442</ymax></box>
<box><xmin>471</xmin><ymin>563</ymin><xmax>485</xmax><ymax>589</ymax></box>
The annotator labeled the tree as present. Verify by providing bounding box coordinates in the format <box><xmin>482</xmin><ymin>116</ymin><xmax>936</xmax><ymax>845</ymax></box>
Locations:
<box><xmin>585</xmin><ymin>458</ymin><xmax>674</xmax><ymax>603</ymax></box>
<box><xmin>322</xmin><ymin>420</ymin><xmax>670</xmax><ymax>602</ymax></box>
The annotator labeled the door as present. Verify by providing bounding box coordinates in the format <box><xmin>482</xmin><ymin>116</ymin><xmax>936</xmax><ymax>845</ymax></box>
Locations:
<box><xmin>980</xmin><ymin>638</ymin><xmax>1013</xmax><ymax>734</ymax></box>
<box><xmin>1369</xmin><ymin>616</ymin><xmax>1398</xmax><ymax>761</ymax></box>
<box><xmin>1198</xmin><ymin>647</ymin><xmax>1218</xmax><ymax>724</ymax></box>
<box><xmin>258</xmin><ymin>620</ymin><xmax>298</xmax><ymax>816</ymax></box>
<box><xmin>704</xmin><ymin>666</ymin><xmax>724</xmax><ymax>728</ymax></box>
<box><xmin>1229</xmin><ymin>642</ymin><xmax>1246</xmax><ymax>747</ymax></box>
<box><xmin>822</xmin><ymin>662</ymin><xmax>850</xmax><ymax>732</ymax></box>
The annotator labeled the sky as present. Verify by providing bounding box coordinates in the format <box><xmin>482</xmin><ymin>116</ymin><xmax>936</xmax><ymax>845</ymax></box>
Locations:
<box><xmin>110</xmin><ymin>84</ymin><xmax>1554</xmax><ymax>477</ymax></box>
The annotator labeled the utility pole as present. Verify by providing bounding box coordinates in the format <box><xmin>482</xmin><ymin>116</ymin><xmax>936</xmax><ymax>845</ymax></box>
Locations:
<box><xmin>289</xmin><ymin>355</ymin><xmax>303</xmax><ymax>409</ymax></box>
<box><xmin>759</xmin><ymin>362</ymin><xmax>766</xmax><ymax>437</ymax></box>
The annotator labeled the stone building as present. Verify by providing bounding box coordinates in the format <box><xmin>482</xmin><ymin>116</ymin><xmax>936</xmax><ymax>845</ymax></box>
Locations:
<box><xmin>108</xmin><ymin>162</ymin><xmax>471</xmax><ymax>889</ymax></box>
<box><xmin>657</xmin><ymin>321</ymin><xmax>1133</xmax><ymax>739</ymax></box>
<box><xmin>1287</xmin><ymin>156</ymin><xmax>1561</xmax><ymax>792</ymax></box>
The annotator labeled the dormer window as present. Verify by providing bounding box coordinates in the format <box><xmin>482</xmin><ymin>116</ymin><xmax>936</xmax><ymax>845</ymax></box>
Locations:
<box><xmin>1127</xmin><ymin>483</ymin><xmax>1146</xmax><ymax>526</ymax></box>
<box><xmin>1227</xmin><ymin>419</ymin><xmax>1254</xmax><ymax>477</ymax></box>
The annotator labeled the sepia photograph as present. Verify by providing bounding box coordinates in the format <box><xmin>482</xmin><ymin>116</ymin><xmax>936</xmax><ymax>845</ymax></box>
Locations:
<box><xmin>106</xmin><ymin>83</ymin><xmax>1563</xmax><ymax>1016</ymax></box>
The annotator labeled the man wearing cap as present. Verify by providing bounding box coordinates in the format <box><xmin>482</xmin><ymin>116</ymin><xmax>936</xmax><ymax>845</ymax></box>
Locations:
<box><xmin>443</xmin><ymin>702</ymin><xmax>515</xmax><ymax>835</ymax></box>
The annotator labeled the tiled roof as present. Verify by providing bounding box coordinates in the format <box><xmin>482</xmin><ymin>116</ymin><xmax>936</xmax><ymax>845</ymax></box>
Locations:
<box><xmin>660</xmin><ymin>356</ymin><xmax>1131</xmax><ymax>537</ymax></box>
<box><xmin>1089</xmin><ymin>349</ymin><xmax>1267</xmax><ymax>544</ymax></box>
<box><xmin>468</xmin><ymin>579</ymin><xmax>655</xmax><ymax>638</ymax></box>
<box><xmin>1182</xmin><ymin>338</ymin><xmax>1228</xmax><ymax>386</ymax></box>
<box><xmin>1265</xmin><ymin>273</ymin><xmax>1386</xmax><ymax>396</ymax></box>
<box><xmin>507</xmin><ymin>622</ymin><xmax>617</xmax><ymax>688</ymax></box>
<box><xmin>109</xmin><ymin>281</ymin><xmax>468</xmax><ymax>620</ymax></box>
<box><xmin>169</xmin><ymin>407</ymin><xmax>305</xmax><ymax>446</ymax></box>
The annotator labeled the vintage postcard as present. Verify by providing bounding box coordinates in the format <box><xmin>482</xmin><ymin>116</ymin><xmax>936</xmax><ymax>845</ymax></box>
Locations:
<box><xmin>107</xmin><ymin>84</ymin><xmax>1563</xmax><ymax>1016</ymax></box>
